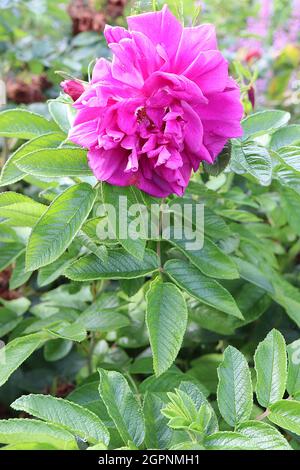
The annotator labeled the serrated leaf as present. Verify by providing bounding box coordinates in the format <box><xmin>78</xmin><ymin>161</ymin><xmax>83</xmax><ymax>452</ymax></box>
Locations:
<box><xmin>48</xmin><ymin>99</ymin><xmax>73</xmax><ymax>133</ymax></box>
<box><xmin>47</xmin><ymin>322</ymin><xmax>87</xmax><ymax>342</ymax></box>
<box><xmin>233</xmin><ymin>256</ymin><xmax>274</xmax><ymax>293</ymax></box>
<box><xmin>231</xmin><ymin>141</ymin><xmax>272</xmax><ymax>185</ymax></box>
<box><xmin>98</xmin><ymin>369</ymin><xmax>145</xmax><ymax>447</ymax></box>
<box><xmin>269</xmin><ymin>400</ymin><xmax>300</xmax><ymax>436</ymax></box>
<box><xmin>0</xmin><ymin>132</ymin><xmax>65</xmax><ymax>187</ymax></box>
<box><xmin>16</xmin><ymin>148</ymin><xmax>92</xmax><ymax>177</ymax></box>
<box><xmin>77</xmin><ymin>294</ymin><xmax>130</xmax><ymax>332</ymax></box>
<box><xmin>9</xmin><ymin>253</ymin><xmax>32</xmax><ymax>290</ymax></box>
<box><xmin>241</xmin><ymin>110</ymin><xmax>290</xmax><ymax>141</ymax></box>
<box><xmin>277</xmin><ymin>146</ymin><xmax>300</xmax><ymax>172</ymax></box>
<box><xmin>0</xmin><ymin>419</ymin><xmax>76</xmax><ymax>449</ymax></box>
<box><xmin>280</xmin><ymin>186</ymin><xmax>300</xmax><ymax>236</ymax></box>
<box><xmin>12</xmin><ymin>394</ymin><xmax>110</xmax><ymax>445</ymax></box>
<box><xmin>65</xmin><ymin>249</ymin><xmax>159</xmax><ymax>281</ymax></box>
<box><xmin>270</xmin><ymin>125</ymin><xmax>300</xmax><ymax>150</ymax></box>
<box><xmin>146</xmin><ymin>281</ymin><xmax>187</xmax><ymax>376</ymax></box>
<box><xmin>168</xmin><ymin>235</ymin><xmax>239</xmax><ymax>280</ymax></box>
<box><xmin>44</xmin><ymin>339</ymin><xmax>73</xmax><ymax>362</ymax></box>
<box><xmin>26</xmin><ymin>183</ymin><xmax>96</xmax><ymax>270</ymax></box>
<box><xmin>204</xmin><ymin>431</ymin><xmax>260</xmax><ymax>450</ymax></box>
<box><xmin>287</xmin><ymin>339</ymin><xmax>300</xmax><ymax>397</ymax></box>
<box><xmin>236</xmin><ymin>421</ymin><xmax>291</xmax><ymax>450</ymax></box>
<box><xmin>101</xmin><ymin>183</ymin><xmax>146</xmax><ymax>260</ymax></box>
<box><xmin>143</xmin><ymin>393</ymin><xmax>174</xmax><ymax>449</ymax></box>
<box><xmin>37</xmin><ymin>252</ymin><xmax>75</xmax><ymax>287</ymax></box>
<box><xmin>254</xmin><ymin>329</ymin><xmax>287</xmax><ymax>407</ymax></box>
<box><xmin>0</xmin><ymin>241</ymin><xmax>24</xmax><ymax>271</ymax></box>
<box><xmin>0</xmin><ymin>191</ymin><xmax>46</xmax><ymax>227</ymax></box>
<box><xmin>162</xmin><ymin>389</ymin><xmax>213</xmax><ymax>434</ymax></box>
<box><xmin>0</xmin><ymin>332</ymin><xmax>50</xmax><ymax>387</ymax></box>
<box><xmin>217</xmin><ymin>346</ymin><xmax>253</xmax><ymax>427</ymax></box>
<box><xmin>0</xmin><ymin>109</ymin><xmax>59</xmax><ymax>139</ymax></box>
<box><xmin>0</xmin><ymin>308</ymin><xmax>21</xmax><ymax>337</ymax></box>
<box><xmin>164</xmin><ymin>259</ymin><xmax>243</xmax><ymax>319</ymax></box>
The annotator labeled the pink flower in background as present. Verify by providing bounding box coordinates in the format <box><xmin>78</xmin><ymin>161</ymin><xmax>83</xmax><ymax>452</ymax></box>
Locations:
<box><xmin>68</xmin><ymin>6</ymin><xmax>243</xmax><ymax>197</ymax></box>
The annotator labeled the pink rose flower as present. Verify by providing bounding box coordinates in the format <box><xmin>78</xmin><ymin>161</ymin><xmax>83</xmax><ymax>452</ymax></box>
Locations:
<box><xmin>61</xmin><ymin>80</ymin><xmax>85</xmax><ymax>101</ymax></box>
<box><xmin>68</xmin><ymin>6</ymin><xmax>243</xmax><ymax>197</ymax></box>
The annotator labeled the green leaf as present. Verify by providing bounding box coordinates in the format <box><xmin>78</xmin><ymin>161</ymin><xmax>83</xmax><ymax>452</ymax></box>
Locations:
<box><xmin>37</xmin><ymin>252</ymin><xmax>75</xmax><ymax>287</ymax></box>
<box><xmin>178</xmin><ymin>381</ymin><xmax>218</xmax><ymax>433</ymax></box>
<box><xmin>48</xmin><ymin>99</ymin><xmax>73</xmax><ymax>133</ymax></box>
<box><xmin>44</xmin><ymin>339</ymin><xmax>72</xmax><ymax>362</ymax></box>
<box><xmin>269</xmin><ymin>400</ymin><xmax>300</xmax><ymax>436</ymax></box>
<box><xmin>26</xmin><ymin>183</ymin><xmax>96</xmax><ymax>270</ymax></box>
<box><xmin>1</xmin><ymin>443</ymin><xmax>58</xmax><ymax>450</ymax></box>
<box><xmin>231</xmin><ymin>141</ymin><xmax>272</xmax><ymax>186</ymax></box>
<box><xmin>164</xmin><ymin>259</ymin><xmax>243</xmax><ymax>319</ymax></box>
<box><xmin>98</xmin><ymin>369</ymin><xmax>145</xmax><ymax>447</ymax></box>
<box><xmin>270</xmin><ymin>125</ymin><xmax>300</xmax><ymax>150</ymax></box>
<box><xmin>189</xmin><ymin>285</ymin><xmax>270</xmax><ymax>336</ymax></box>
<box><xmin>9</xmin><ymin>253</ymin><xmax>32</xmax><ymax>290</ymax></box>
<box><xmin>241</xmin><ymin>110</ymin><xmax>290</xmax><ymax>141</ymax></box>
<box><xmin>12</xmin><ymin>394</ymin><xmax>110</xmax><ymax>445</ymax></box>
<box><xmin>217</xmin><ymin>346</ymin><xmax>253</xmax><ymax>427</ymax></box>
<box><xmin>272</xmin><ymin>273</ymin><xmax>300</xmax><ymax>327</ymax></box>
<box><xmin>67</xmin><ymin>382</ymin><xmax>110</xmax><ymax>419</ymax></box>
<box><xmin>65</xmin><ymin>249</ymin><xmax>159</xmax><ymax>281</ymax></box>
<box><xmin>236</xmin><ymin>421</ymin><xmax>291</xmax><ymax>450</ymax></box>
<box><xmin>218</xmin><ymin>209</ymin><xmax>261</xmax><ymax>223</ymax></box>
<box><xmin>204</xmin><ymin>431</ymin><xmax>260</xmax><ymax>450</ymax></box>
<box><xmin>277</xmin><ymin>146</ymin><xmax>300</xmax><ymax>172</ymax></box>
<box><xmin>233</xmin><ymin>256</ymin><xmax>274</xmax><ymax>293</ymax></box>
<box><xmin>101</xmin><ymin>183</ymin><xmax>146</xmax><ymax>260</ymax></box>
<box><xmin>77</xmin><ymin>294</ymin><xmax>130</xmax><ymax>332</ymax></box>
<box><xmin>254</xmin><ymin>329</ymin><xmax>287</xmax><ymax>408</ymax></box>
<box><xmin>0</xmin><ymin>308</ymin><xmax>21</xmax><ymax>337</ymax></box>
<box><xmin>0</xmin><ymin>332</ymin><xmax>50</xmax><ymax>388</ymax></box>
<box><xmin>0</xmin><ymin>109</ymin><xmax>59</xmax><ymax>139</ymax></box>
<box><xmin>287</xmin><ymin>339</ymin><xmax>300</xmax><ymax>397</ymax></box>
<box><xmin>203</xmin><ymin>143</ymin><xmax>231</xmax><ymax>176</ymax></box>
<box><xmin>146</xmin><ymin>280</ymin><xmax>188</xmax><ymax>376</ymax></box>
<box><xmin>47</xmin><ymin>322</ymin><xmax>87</xmax><ymax>342</ymax></box>
<box><xmin>0</xmin><ymin>191</ymin><xmax>46</xmax><ymax>227</ymax></box>
<box><xmin>0</xmin><ymin>242</ymin><xmax>24</xmax><ymax>271</ymax></box>
<box><xmin>0</xmin><ymin>132</ymin><xmax>65</xmax><ymax>187</ymax></box>
<box><xmin>189</xmin><ymin>355</ymin><xmax>224</xmax><ymax>394</ymax></box>
<box><xmin>168</xmin><ymin>235</ymin><xmax>239</xmax><ymax>280</ymax></box>
<box><xmin>0</xmin><ymin>419</ymin><xmax>77</xmax><ymax>449</ymax></box>
<box><xmin>143</xmin><ymin>393</ymin><xmax>174</xmax><ymax>449</ymax></box>
<box><xmin>76</xmin><ymin>230</ymin><xmax>108</xmax><ymax>263</ymax></box>
<box><xmin>280</xmin><ymin>186</ymin><xmax>300</xmax><ymax>236</ymax></box>
<box><xmin>139</xmin><ymin>369</ymin><xmax>209</xmax><ymax>396</ymax></box>
<box><xmin>16</xmin><ymin>148</ymin><xmax>92</xmax><ymax>177</ymax></box>
<box><xmin>162</xmin><ymin>388</ymin><xmax>213</xmax><ymax>434</ymax></box>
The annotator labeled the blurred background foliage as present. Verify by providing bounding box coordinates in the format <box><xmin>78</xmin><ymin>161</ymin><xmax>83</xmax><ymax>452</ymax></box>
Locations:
<box><xmin>0</xmin><ymin>0</ymin><xmax>299</xmax><ymax>115</ymax></box>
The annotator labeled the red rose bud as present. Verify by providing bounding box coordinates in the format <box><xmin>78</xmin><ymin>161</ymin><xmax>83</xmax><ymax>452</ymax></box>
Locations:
<box><xmin>248</xmin><ymin>86</ymin><xmax>255</xmax><ymax>109</ymax></box>
<box><xmin>245</xmin><ymin>48</ymin><xmax>262</xmax><ymax>63</ymax></box>
<box><xmin>61</xmin><ymin>80</ymin><xmax>85</xmax><ymax>101</ymax></box>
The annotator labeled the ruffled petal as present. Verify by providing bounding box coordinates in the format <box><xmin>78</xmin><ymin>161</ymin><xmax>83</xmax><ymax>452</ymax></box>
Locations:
<box><xmin>127</xmin><ymin>4</ymin><xmax>182</xmax><ymax>60</ymax></box>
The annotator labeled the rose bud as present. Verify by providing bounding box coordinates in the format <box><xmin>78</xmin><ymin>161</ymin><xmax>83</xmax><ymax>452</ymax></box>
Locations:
<box><xmin>61</xmin><ymin>80</ymin><xmax>85</xmax><ymax>101</ymax></box>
